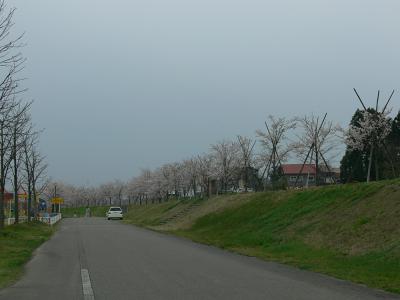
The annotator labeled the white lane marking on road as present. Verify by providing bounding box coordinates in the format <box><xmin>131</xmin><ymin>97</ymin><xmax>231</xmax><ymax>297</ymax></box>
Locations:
<box><xmin>81</xmin><ymin>269</ymin><xmax>95</xmax><ymax>300</ymax></box>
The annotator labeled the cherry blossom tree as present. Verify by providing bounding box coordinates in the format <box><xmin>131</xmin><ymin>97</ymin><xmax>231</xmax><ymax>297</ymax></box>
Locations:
<box><xmin>197</xmin><ymin>154</ymin><xmax>213</xmax><ymax>197</ymax></box>
<box><xmin>210</xmin><ymin>140</ymin><xmax>240</xmax><ymax>193</ymax></box>
<box><xmin>344</xmin><ymin>89</ymin><xmax>396</xmax><ymax>182</ymax></box>
<box><xmin>345</xmin><ymin>109</ymin><xmax>392</xmax><ymax>182</ymax></box>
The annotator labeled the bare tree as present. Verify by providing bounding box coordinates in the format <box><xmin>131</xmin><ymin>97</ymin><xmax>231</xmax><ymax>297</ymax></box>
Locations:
<box><xmin>29</xmin><ymin>146</ymin><xmax>47</xmax><ymax>213</ymax></box>
<box><xmin>293</xmin><ymin>114</ymin><xmax>341</xmax><ymax>186</ymax></box>
<box><xmin>10</xmin><ymin>102</ymin><xmax>31</xmax><ymax>223</ymax></box>
<box><xmin>0</xmin><ymin>1</ymin><xmax>26</xmax><ymax>228</ymax></box>
<box><xmin>0</xmin><ymin>98</ymin><xmax>14</xmax><ymax>227</ymax></box>
<box><xmin>256</xmin><ymin>116</ymin><xmax>295</xmax><ymax>189</ymax></box>
<box><xmin>21</xmin><ymin>124</ymin><xmax>39</xmax><ymax>221</ymax></box>
<box><xmin>236</xmin><ymin>135</ymin><xmax>256</xmax><ymax>191</ymax></box>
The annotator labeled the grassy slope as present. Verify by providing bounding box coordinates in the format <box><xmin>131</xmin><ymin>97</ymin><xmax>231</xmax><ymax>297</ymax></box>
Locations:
<box><xmin>0</xmin><ymin>222</ymin><xmax>55</xmax><ymax>288</ymax></box>
<box><xmin>124</xmin><ymin>180</ymin><xmax>400</xmax><ymax>294</ymax></box>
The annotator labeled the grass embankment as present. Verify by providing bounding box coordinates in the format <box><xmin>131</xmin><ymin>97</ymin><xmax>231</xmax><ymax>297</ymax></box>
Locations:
<box><xmin>124</xmin><ymin>180</ymin><xmax>400</xmax><ymax>294</ymax></box>
<box><xmin>61</xmin><ymin>206</ymin><xmax>108</xmax><ymax>218</ymax></box>
<box><xmin>0</xmin><ymin>222</ymin><xmax>55</xmax><ymax>288</ymax></box>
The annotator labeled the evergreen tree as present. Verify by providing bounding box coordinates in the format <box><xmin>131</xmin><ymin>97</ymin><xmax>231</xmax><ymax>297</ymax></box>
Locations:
<box><xmin>341</xmin><ymin>110</ymin><xmax>367</xmax><ymax>182</ymax></box>
<box><xmin>341</xmin><ymin>109</ymin><xmax>385</xmax><ymax>182</ymax></box>
<box><xmin>341</xmin><ymin>109</ymin><xmax>400</xmax><ymax>182</ymax></box>
<box><xmin>382</xmin><ymin>110</ymin><xmax>400</xmax><ymax>178</ymax></box>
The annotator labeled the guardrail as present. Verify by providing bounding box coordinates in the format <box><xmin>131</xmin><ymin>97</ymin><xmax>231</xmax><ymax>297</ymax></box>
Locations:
<box><xmin>38</xmin><ymin>213</ymin><xmax>62</xmax><ymax>226</ymax></box>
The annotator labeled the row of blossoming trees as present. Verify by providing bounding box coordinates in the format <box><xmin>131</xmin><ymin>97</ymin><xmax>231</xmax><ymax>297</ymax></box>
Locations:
<box><xmin>57</xmin><ymin>90</ymin><xmax>400</xmax><ymax>207</ymax></box>
<box><xmin>55</xmin><ymin>106</ymin><xmax>398</xmax><ymax>208</ymax></box>
<box><xmin>0</xmin><ymin>1</ymin><xmax>48</xmax><ymax>228</ymax></box>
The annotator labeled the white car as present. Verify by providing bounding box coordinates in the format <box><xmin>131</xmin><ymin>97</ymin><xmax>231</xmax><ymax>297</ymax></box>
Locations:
<box><xmin>106</xmin><ymin>207</ymin><xmax>123</xmax><ymax>220</ymax></box>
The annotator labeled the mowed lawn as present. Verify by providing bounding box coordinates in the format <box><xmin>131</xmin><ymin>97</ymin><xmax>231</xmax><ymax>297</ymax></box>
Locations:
<box><xmin>125</xmin><ymin>180</ymin><xmax>400</xmax><ymax>294</ymax></box>
<box><xmin>0</xmin><ymin>222</ymin><xmax>54</xmax><ymax>288</ymax></box>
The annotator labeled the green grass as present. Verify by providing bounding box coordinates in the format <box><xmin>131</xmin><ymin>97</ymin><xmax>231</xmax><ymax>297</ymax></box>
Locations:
<box><xmin>124</xmin><ymin>199</ymin><xmax>201</xmax><ymax>227</ymax></box>
<box><xmin>0</xmin><ymin>222</ymin><xmax>55</xmax><ymax>288</ymax></box>
<box><xmin>124</xmin><ymin>179</ymin><xmax>400</xmax><ymax>294</ymax></box>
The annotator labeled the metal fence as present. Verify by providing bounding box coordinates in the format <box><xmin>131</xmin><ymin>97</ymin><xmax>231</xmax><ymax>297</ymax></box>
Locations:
<box><xmin>37</xmin><ymin>213</ymin><xmax>62</xmax><ymax>226</ymax></box>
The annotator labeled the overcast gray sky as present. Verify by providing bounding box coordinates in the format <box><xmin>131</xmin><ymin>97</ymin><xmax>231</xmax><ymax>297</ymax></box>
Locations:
<box><xmin>7</xmin><ymin>0</ymin><xmax>400</xmax><ymax>185</ymax></box>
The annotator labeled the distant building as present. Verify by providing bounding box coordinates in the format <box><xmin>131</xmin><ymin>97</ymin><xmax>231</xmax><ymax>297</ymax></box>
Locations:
<box><xmin>280</xmin><ymin>164</ymin><xmax>340</xmax><ymax>187</ymax></box>
<box><xmin>319</xmin><ymin>166</ymin><xmax>341</xmax><ymax>184</ymax></box>
<box><xmin>281</xmin><ymin>164</ymin><xmax>316</xmax><ymax>187</ymax></box>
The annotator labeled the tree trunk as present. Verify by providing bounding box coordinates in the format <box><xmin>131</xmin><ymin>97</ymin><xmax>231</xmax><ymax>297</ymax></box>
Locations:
<box><xmin>0</xmin><ymin>132</ymin><xmax>4</xmax><ymax>229</ymax></box>
<box><xmin>27</xmin><ymin>180</ymin><xmax>32</xmax><ymax>222</ymax></box>
<box><xmin>208</xmin><ymin>179</ymin><xmax>211</xmax><ymax>197</ymax></box>
<box><xmin>32</xmin><ymin>184</ymin><xmax>37</xmax><ymax>218</ymax></box>
<box><xmin>0</xmin><ymin>190</ymin><xmax>4</xmax><ymax>229</ymax></box>
<box><xmin>367</xmin><ymin>145</ymin><xmax>374</xmax><ymax>183</ymax></box>
<box><xmin>13</xmin><ymin>134</ymin><xmax>18</xmax><ymax>224</ymax></box>
<box><xmin>375</xmin><ymin>152</ymin><xmax>379</xmax><ymax>181</ymax></box>
<box><xmin>315</xmin><ymin>145</ymin><xmax>319</xmax><ymax>186</ymax></box>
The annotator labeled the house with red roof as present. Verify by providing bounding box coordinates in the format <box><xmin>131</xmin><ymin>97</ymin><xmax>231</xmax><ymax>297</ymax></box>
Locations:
<box><xmin>281</xmin><ymin>164</ymin><xmax>316</xmax><ymax>187</ymax></box>
<box><xmin>280</xmin><ymin>164</ymin><xmax>340</xmax><ymax>187</ymax></box>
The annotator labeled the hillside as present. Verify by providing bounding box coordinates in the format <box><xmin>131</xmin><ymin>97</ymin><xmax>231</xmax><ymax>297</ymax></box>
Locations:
<box><xmin>124</xmin><ymin>179</ymin><xmax>400</xmax><ymax>294</ymax></box>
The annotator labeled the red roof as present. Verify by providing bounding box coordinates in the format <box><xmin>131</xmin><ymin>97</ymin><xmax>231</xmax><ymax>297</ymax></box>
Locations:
<box><xmin>281</xmin><ymin>164</ymin><xmax>316</xmax><ymax>175</ymax></box>
<box><xmin>0</xmin><ymin>189</ymin><xmax>13</xmax><ymax>200</ymax></box>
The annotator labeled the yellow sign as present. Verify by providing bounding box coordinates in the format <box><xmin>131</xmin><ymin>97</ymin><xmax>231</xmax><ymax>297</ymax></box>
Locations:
<box><xmin>51</xmin><ymin>197</ymin><xmax>64</xmax><ymax>204</ymax></box>
<box><xmin>17</xmin><ymin>193</ymin><xmax>40</xmax><ymax>200</ymax></box>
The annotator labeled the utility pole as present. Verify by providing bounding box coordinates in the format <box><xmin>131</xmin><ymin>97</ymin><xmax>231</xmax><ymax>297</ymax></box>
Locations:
<box><xmin>52</xmin><ymin>184</ymin><xmax>57</xmax><ymax>213</ymax></box>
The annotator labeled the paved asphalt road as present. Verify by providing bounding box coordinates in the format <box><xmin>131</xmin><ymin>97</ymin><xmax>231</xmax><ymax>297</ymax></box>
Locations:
<box><xmin>1</xmin><ymin>218</ymin><xmax>399</xmax><ymax>300</ymax></box>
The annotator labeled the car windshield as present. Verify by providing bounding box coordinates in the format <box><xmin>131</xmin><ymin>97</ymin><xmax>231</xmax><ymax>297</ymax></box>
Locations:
<box><xmin>110</xmin><ymin>207</ymin><xmax>122</xmax><ymax>211</ymax></box>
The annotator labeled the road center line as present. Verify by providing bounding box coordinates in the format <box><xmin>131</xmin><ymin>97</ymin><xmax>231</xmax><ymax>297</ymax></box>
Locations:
<box><xmin>81</xmin><ymin>269</ymin><xmax>95</xmax><ymax>300</ymax></box>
